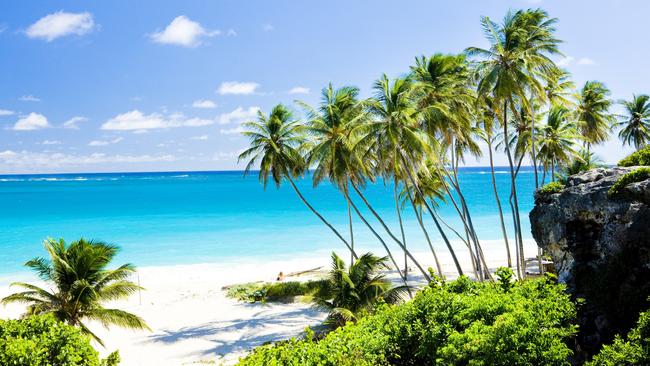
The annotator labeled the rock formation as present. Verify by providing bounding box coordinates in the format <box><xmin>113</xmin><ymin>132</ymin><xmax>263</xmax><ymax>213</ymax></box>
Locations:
<box><xmin>530</xmin><ymin>167</ymin><xmax>650</xmax><ymax>357</ymax></box>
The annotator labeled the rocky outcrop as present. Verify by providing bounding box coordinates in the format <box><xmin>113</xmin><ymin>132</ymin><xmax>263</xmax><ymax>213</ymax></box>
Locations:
<box><xmin>530</xmin><ymin>167</ymin><xmax>650</xmax><ymax>357</ymax></box>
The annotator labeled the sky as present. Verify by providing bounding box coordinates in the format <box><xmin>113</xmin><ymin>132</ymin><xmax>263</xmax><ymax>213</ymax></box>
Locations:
<box><xmin>0</xmin><ymin>0</ymin><xmax>646</xmax><ymax>174</ymax></box>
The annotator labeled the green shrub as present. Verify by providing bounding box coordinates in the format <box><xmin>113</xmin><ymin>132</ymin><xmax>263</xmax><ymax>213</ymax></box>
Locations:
<box><xmin>538</xmin><ymin>181</ymin><xmax>565</xmax><ymax>195</ymax></box>
<box><xmin>0</xmin><ymin>314</ymin><xmax>118</xmax><ymax>366</ymax></box>
<box><xmin>588</xmin><ymin>309</ymin><xmax>650</xmax><ymax>365</ymax></box>
<box><xmin>618</xmin><ymin>146</ymin><xmax>650</xmax><ymax>166</ymax></box>
<box><xmin>607</xmin><ymin>167</ymin><xmax>650</xmax><ymax>196</ymax></box>
<box><xmin>226</xmin><ymin>280</ymin><xmax>329</xmax><ymax>303</ymax></box>
<box><xmin>237</xmin><ymin>275</ymin><xmax>577</xmax><ymax>366</ymax></box>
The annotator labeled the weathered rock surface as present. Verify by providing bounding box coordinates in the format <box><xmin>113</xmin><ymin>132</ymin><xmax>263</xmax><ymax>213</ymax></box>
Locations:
<box><xmin>530</xmin><ymin>167</ymin><xmax>650</xmax><ymax>357</ymax></box>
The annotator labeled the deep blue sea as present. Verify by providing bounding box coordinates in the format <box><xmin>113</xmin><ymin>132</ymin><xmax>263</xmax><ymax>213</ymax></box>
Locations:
<box><xmin>0</xmin><ymin>167</ymin><xmax>536</xmax><ymax>276</ymax></box>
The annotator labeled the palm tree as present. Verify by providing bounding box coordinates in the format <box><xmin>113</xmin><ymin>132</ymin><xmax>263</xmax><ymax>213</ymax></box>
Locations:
<box><xmin>313</xmin><ymin>252</ymin><xmax>407</xmax><ymax>328</ymax></box>
<box><xmin>558</xmin><ymin>148</ymin><xmax>605</xmax><ymax>182</ymax></box>
<box><xmin>239</xmin><ymin>104</ymin><xmax>358</xmax><ymax>259</ymax></box>
<box><xmin>575</xmin><ymin>81</ymin><xmax>615</xmax><ymax>152</ymax></box>
<box><xmin>616</xmin><ymin>94</ymin><xmax>650</xmax><ymax>150</ymax></box>
<box><xmin>545</xmin><ymin>68</ymin><xmax>575</xmax><ymax>108</ymax></box>
<box><xmin>1</xmin><ymin>238</ymin><xmax>149</xmax><ymax>345</ymax></box>
<box><xmin>467</xmin><ymin>10</ymin><xmax>544</xmax><ymax>278</ymax></box>
<box><xmin>538</xmin><ymin>106</ymin><xmax>580</xmax><ymax>181</ymax></box>
<box><xmin>299</xmin><ymin>84</ymin><xmax>367</xmax><ymax>265</ymax></box>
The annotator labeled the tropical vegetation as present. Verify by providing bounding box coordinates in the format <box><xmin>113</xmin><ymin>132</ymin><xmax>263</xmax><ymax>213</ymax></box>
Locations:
<box><xmin>0</xmin><ymin>314</ymin><xmax>119</xmax><ymax>366</ymax></box>
<box><xmin>619</xmin><ymin>145</ymin><xmax>650</xmax><ymax>166</ymax></box>
<box><xmin>608</xmin><ymin>167</ymin><xmax>650</xmax><ymax>196</ymax></box>
<box><xmin>588</xmin><ymin>308</ymin><xmax>650</xmax><ymax>366</ymax></box>
<box><xmin>1</xmin><ymin>238</ymin><xmax>149</xmax><ymax>345</ymax></box>
<box><xmin>237</xmin><ymin>271</ymin><xmax>578</xmax><ymax>366</ymax></box>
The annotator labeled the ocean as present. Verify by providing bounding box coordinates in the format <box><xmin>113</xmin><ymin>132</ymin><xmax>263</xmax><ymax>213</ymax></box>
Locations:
<box><xmin>0</xmin><ymin>167</ymin><xmax>536</xmax><ymax>276</ymax></box>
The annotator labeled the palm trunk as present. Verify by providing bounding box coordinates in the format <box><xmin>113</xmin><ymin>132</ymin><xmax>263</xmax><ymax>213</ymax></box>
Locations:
<box><xmin>487</xmin><ymin>137</ymin><xmax>512</xmax><ymax>267</ymax></box>
<box><xmin>406</xmin><ymin>188</ymin><xmax>443</xmax><ymax>277</ymax></box>
<box><xmin>393</xmin><ymin>176</ymin><xmax>408</xmax><ymax>279</ymax></box>
<box><xmin>397</xmin><ymin>153</ymin><xmax>464</xmax><ymax>275</ymax></box>
<box><xmin>551</xmin><ymin>159</ymin><xmax>556</xmax><ymax>182</ymax></box>
<box><xmin>287</xmin><ymin>176</ymin><xmax>358</xmax><ymax>260</ymax></box>
<box><xmin>346</xmin><ymin>183</ymin><xmax>355</xmax><ymax>267</ymax></box>
<box><xmin>351</xmin><ymin>182</ymin><xmax>431</xmax><ymax>282</ymax></box>
<box><xmin>531</xmin><ymin>100</ymin><xmax>539</xmax><ymax>189</ymax></box>
<box><xmin>503</xmin><ymin>100</ymin><xmax>525</xmax><ymax>278</ymax></box>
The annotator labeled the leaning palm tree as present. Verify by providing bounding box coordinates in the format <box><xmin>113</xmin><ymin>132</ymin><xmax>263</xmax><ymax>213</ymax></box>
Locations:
<box><xmin>575</xmin><ymin>81</ymin><xmax>615</xmax><ymax>152</ymax></box>
<box><xmin>1</xmin><ymin>238</ymin><xmax>149</xmax><ymax>345</ymax></box>
<box><xmin>616</xmin><ymin>94</ymin><xmax>650</xmax><ymax>150</ymax></box>
<box><xmin>313</xmin><ymin>252</ymin><xmax>407</xmax><ymax>328</ymax></box>
<box><xmin>538</xmin><ymin>105</ymin><xmax>580</xmax><ymax>181</ymax></box>
<box><xmin>239</xmin><ymin>104</ymin><xmax>357</xmax><ymax>259</ymax></box>
<box><xmin>299</xmin><ymin>84</ymin><xmax>367</xmax><ymax>266</ymax></box>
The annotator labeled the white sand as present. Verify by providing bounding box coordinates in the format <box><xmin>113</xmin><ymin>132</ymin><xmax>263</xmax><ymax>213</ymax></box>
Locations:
<box><xmin>0</xmin><ymin>240</ymin><xmax>539</xmax><ymax>366</ymax></box>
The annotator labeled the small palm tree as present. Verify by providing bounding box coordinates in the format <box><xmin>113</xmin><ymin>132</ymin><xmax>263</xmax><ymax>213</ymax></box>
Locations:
<box><xmin>616</xmin><ymin>94</ymin><xmax>650</xmax><ymax>150</ymax></box>
<box><xmin>538</xmin><ymin>105</ymin><xmax>580</xmax><ymax>181</ymax></box>
<box><xmin>575</xmin><ymin>81</ymin><xmax>615</xmax><ymax>151</ymax></box>
<box><xmin>559</xmin><ymin>148</ymin><xmax>605</xmax><ymax>181</ymax></box>
<box><xmin>1</xmin><ymin>238</ymin><xmax>149</xmax><ymax>345</ymax></box>
<box><xmin>313</xmin><ymin>252</ymin><xmax>407</xmax><ymax>328</ymax></box>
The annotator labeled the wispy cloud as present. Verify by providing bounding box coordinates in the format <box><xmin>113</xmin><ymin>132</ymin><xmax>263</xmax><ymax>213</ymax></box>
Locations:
<box><xmin>19</xmin><ymin>95</ymin><xmax>40</xmax><ymax>102</ymax></box>
<box><xmin>0</xmin><ymin>109</ymin><xmax>14</xmax><ymax>116</ymax></box>
<box><xmin>62</xmin><ymin>116</ymin><xmax>88</xmax><ymax>129</ymax></box>
<box><xmin>41</xmin><ymin>140</ymin><xmax>61</xmax><ymax>145</ymax></box>
<box><xmin>150</xmin><ymin>16</ymin><xmax>219</xmax><ymax>47</ymax></box>
<box><xmin>26</xmin><ymin>11</ymin><xmax>95</xmax><ymax>42</ymax></box>
<box><xmin>192</xmin><ymin>99</ymin><xmax>217</xmax><ymax>109</ymax></box>
<box><xmin>13</xmin><ymin>113</ymin><xmax>49</xmax><ymax>130</ymax></box>
<box><xmin>217</xmin><ymin>81</ymin><xmax>259</xmax><ymax>95</ymax></box>
<box><xmin>289</xmin><ymin>86</ymin><xmax>310</xmax><ymax>95</ymax></box>
<box><xmin>0</xmin><ymin>150</ymin><xmax>176</xmax><ymax>168</ymax></box>
<box><xmin>88</xmin><ymin>137</ymin><xmax>123</xmax><ymax>146</ymax></box>
<box><xmin>191</xmin><ymin>135</ymin><xmax>209</xmax><ymax>140</ymax></box>
<box><xmin>218</xmin><ymin>106</ymin><xmax>260</xmax><ymax>125</ymax></box>
<box><xmin>556</xmin><ymin>56</ymin><xmax>574</xmax><ymax>67</ymax></box>
<box><xmin>577</xmin><ymin>57</ymin><xmax>595</xmax><ymax>65</ymax></box>
<box><xmin>101</xmin><ymin>110</ymin><xmax>214</xmax><ymax>131</ymax></box>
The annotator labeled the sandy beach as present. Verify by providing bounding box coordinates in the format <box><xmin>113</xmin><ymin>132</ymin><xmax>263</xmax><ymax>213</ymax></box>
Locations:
<box><xmin>0</xmin><ymin>241</ymin><xmax>538</xmax><ymax>365</ymax></box>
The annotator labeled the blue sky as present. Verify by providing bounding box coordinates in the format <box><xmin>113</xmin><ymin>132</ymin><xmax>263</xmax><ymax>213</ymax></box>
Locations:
<box><xmin>0</xmin><ymin>0</ymin><xmax>645</xmax><ymax>174</ymax></box>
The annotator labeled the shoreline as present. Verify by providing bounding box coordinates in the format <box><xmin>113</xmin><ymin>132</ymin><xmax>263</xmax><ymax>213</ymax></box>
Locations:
<box><xmin>0</xmin><ymin>240</ymin><xmax>539</xmax><ymax>365</ymax></box>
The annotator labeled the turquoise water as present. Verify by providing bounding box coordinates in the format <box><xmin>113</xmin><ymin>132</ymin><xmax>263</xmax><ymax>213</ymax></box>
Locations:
<box><xmin>0</xmin><ymin>167</ymin><xmax>536</xmax><ymax>276</ymax></box>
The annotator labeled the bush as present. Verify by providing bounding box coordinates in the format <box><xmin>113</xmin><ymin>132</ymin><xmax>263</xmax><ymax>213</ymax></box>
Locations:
<box><xmin>0</xmin><ymin>314</ymin><xmax>118</xmax><ymax>366</ymax></box>
<box><xmin>607</xmin><ymin>167</ymin><xmax>650</xmax><ymax>196</ymax></box>
<box><xmin>226</xmin><ymin>280</ymin><xmax>329</xmax><ymax>303</ymax></box>
<box><xmin>538</xmin><ymin>181</ymin><xmax>565</xmax><ymax>195</ymax></box>
<box><xmin>618</xmin><ymin>146</ymin><xmax>650</xmax><ymax>167</ymax></box>
<box><xmin>588</xmin><ymin>309</ymin><xmax>650</xmax><ymax>365</ymax></box>
<box><xmin>237</xmin><ymin>275</ymin><xmax>577</xmax><ymax>366</ymax></box>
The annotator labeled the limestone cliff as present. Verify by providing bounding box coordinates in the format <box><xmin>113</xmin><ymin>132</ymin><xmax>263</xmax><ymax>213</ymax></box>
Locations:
<box><xmin>530</xmin><ymin>167</ymin><xmax>650</xmax><ymax>357</ymax></box>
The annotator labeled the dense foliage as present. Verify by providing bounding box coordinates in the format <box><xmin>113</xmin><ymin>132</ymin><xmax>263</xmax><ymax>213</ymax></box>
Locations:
<box><xmin>1</xmin><ymin>238</ymin><xmax>149</xmax><ymax>345</ymax></box>
<box><xmin>0</xmin><ymin>315</ymin><xmax>119</xmax><ymax>366</ymax></box>
<box><xmin>588</xmin><ymin>309</ymin><xmax>650</xmax><ymax>365</ymax></box>
<box><xmin>237</xmin><ymin>273</ymin><xmax>577</xmax><ymax>366</ymax></box>
<box><xmin>538</xmin><ymin>181</ymin><xmax>565</xmax><ymax>195</ymax></box>
<box><xmin>618</xmin><ymin>145</ymin><xmax>650</xmax><ymax>166</ymax></box>
<box><xmin>607</xmin><ymin>167</ymin><xmax>650</xmax><ymax>196</ymax></box>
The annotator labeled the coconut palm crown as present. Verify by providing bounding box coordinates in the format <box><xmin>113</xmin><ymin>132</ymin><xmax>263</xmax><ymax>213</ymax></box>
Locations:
<box><xmin>1</xmin><ymin>238</ymin><xmax>149</xmax><ymax>345</ymax></box>
<box><xmin>616</xmin><ymin>94</ymin><xmax>650</xmax><ymax>150</ymax></box>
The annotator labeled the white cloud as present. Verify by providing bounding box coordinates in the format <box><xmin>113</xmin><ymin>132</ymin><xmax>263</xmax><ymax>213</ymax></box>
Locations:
<box><xmin>192</xmin><ymin>99</ymin><xmax>217</xmax><ymax>109</ymax></box>
<box><xmin>63</xmin><ymin>116</ymin><xmax>88</xmax><ymax>129</ymax></box>
<box><xmin>13</xmin><ymin>113</ymin><xmax>49</xmax><ymax>130</ymax></box>
<box><xmin>101</xmin><ymin>110</ymin><xmax>214</xmax><ymax>131</ymax></box>
<box><xmin>88</xmin><ymin>137</ymin><xmax>123</xmax><ymax>146</ymax></box>
<box><xmin>0</xmin><ymin>109</ymin><xmax>14</xmax><ymax>116</ymax></box>
<box><xmin>577</xmin><ymin>57</ymin><xmax>595</xmax><ymax>65</ymax></box>
<box><xmin>220</xmin><ymin>126</ymin><xmax>245</xmax><ymax>135</ymax></box>
<box><xmin>217</xmin><ymin>81</ymin><xmax>259</xmax><ymax>95</ymax></box>
<box><xmin>289</xmin><ymin>86</ymin><xmax>310</xmax><ymax>95</ymax></box>
<box><xmin>26</xmin><ymin>11</ymin><xmax>95</xmax><ymax>42</ymax></box>
<box><xmin>150</xmin><ymin>15</ymin><xmax>219</xmax><ymax>47</ymax></box>
<box><xmin>41</xmin><ymin>140</ymin><xmax>61</xmax><ymax>145</ymax></box>
<box><xmin>191</xmin><ymin>135</ymin><xmax>209</xmax><ymax>140</ymax></box>
<box><xmin>19</xmin><ymin>95</ymin><xmax>40</xmax><ymax>102</ymax></box>
<box><xmin>0</xmin><ymin>150</ymin><xmax>176</xmax><ymax>169</ymax></box>
<box><xmin>262</xmin><ymin>23</ymin><xmax>274</xmax><ymax>32</ymax></box>
<box><xmin>218</xmin><ymin>106</ymin><xmax>260</xmax><ymax>125</ymax></box>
